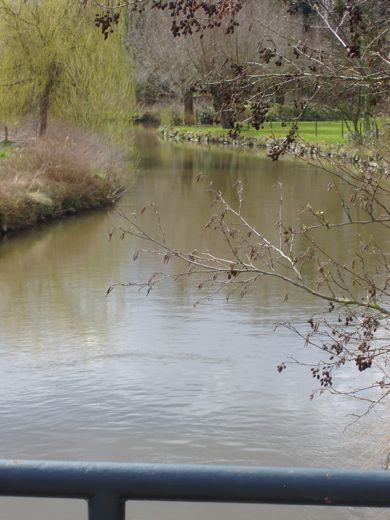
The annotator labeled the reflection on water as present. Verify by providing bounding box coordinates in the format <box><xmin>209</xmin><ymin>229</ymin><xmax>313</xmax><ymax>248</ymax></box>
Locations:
<box><xmin>0</xmin><ymin>130</ymin><xmax>387</xmax><ymax>520</ymax></box>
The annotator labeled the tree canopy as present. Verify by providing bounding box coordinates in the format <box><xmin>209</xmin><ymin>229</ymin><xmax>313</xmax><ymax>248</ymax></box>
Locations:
<box><xmin>0</xmin><ymin>0</ymin><xmax>134</xmax><ymax>137</ymax></box>
<box><xmin>92</xmin><ymin>0</ymin><xmax>389</xmax><ymax>133</ymax></box>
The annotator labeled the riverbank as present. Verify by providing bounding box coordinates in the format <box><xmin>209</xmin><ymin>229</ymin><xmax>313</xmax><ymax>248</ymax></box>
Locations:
<box><xmin>0</xmin><ymin>124</ymin><xmax>127</xmax><ymax>237</ymax></box>
<box><xmin>160</xmin><ymin>126</ymin><xmax>382</xmax><ymax>166</ymax></box>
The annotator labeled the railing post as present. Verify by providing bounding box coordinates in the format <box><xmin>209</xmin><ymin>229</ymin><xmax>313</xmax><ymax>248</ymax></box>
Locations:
<box><xmin>88</xmin><ymin>492</ymin><xmax>125</xmax><ymax>520</ymax></box>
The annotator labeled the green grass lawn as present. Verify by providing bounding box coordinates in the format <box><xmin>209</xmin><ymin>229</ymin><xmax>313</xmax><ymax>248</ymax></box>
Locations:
<box><xmin>175</xmin><ymin>121</ymin><xmax>353</xmax><ymax>145</ymax></box>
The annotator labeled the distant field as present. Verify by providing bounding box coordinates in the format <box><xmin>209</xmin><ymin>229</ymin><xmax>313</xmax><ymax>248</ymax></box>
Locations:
<box><xmin>176</xmin><ymin>121</ymin><xmax>359</xmax><ymax>145</ymax></box>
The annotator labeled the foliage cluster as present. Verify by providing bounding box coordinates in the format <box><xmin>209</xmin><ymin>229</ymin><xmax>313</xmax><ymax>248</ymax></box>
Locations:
<box><xmin>197</xmin><ymin>107</ymin><xmax>216</xmax><ymax>125</ymax></box>
<box><xmin>0</xmin><ymin>0</ymin><xmax>134</xmax><ymax>139</ymax></box>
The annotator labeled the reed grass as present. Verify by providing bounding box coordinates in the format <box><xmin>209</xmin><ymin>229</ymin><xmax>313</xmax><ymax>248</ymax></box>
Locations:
<box><xmin>0</xmin><ymin>122</ymin><xmax>127</xmax><ymax>235</ymax></box>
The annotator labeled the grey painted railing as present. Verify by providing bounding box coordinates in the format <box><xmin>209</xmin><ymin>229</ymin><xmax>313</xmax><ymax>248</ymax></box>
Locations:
<box><xmin>0</xmin><ymin>460</ymin><xmax>390</xmax><ymax>520</ymax></box>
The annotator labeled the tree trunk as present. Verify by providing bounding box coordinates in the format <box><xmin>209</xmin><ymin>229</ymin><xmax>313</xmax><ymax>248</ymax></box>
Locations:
<box><xmin>39</xmin><ymin>82</ymin><xmax>51</xmax><ymax>136</ymax></box>
<box><xmin>183</xmin><ymin>90</ymin><xmax>194</xmax><ymax>125</ymax></box>
<box><xmin>220</xmin><ymin>107</ymin><xmax>234</xmax><ymax>129</ymax></box>
<box><xmin>352</xmin><ymin>117</ymin><xmax>359</xmax><ymax>134</ymax></box>
<box><xmin>211</xmin><ymin>90</ymin><xmax>234</xmax><ymax>129</ymax></box>
<box><xmin>4</xmin><ymin>125</ymin><xmax>8</xmax><ymax>142</ymax></box>
<box><xmin>353</xmin><ymin>95</ymin><xmax>363</xmax><ymax>135</ymax></box>
<box><xmin>275</xmin><ymin>90</ymin><xmax>285</xmax><ymax>105</ymax></box>
<box><xmin>38</xmin><ymin>66</ymin><xmax>57</xmax><ymax>136</ymax></box>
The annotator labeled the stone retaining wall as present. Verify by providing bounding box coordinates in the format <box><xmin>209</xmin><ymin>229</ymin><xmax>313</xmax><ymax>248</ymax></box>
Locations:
<box><xmin>160</xmin><ymin>128</ymin><xmax>381</xmax><ymax>169</ymax></box>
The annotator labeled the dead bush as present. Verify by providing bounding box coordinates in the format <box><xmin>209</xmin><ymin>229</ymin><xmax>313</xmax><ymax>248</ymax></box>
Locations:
<box><xmin>0</xmin><ymin>122</ymin><xmax>127</xmax><ymax>233</ymax></box>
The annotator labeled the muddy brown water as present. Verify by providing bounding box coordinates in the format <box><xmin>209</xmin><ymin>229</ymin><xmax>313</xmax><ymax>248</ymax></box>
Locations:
<box><xmin>0</xmin><ymin>130</ymin><xmax>387</xmax><ymax>519</ymax></box>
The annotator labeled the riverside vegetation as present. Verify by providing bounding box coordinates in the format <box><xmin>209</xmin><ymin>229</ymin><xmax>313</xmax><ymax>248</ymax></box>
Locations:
<box><xmin>0</xmin><ymin>0</ymin><xmax>134</xmax><ymax>237</ymax></box>
<box><xmin>0</xmin><ymin>124</ymin><xmax>127</xmax><ymax>236</ymax></box>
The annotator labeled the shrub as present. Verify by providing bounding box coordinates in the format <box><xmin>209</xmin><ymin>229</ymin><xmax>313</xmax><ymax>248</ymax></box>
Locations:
<box><xmin>0</xmin><ymin>122</ymin><xmax>127</xmax><ymax>233</ymax></box>
<box><xmin>160</xmin><ymin>106</ymin><xmax>183</xmax><ymax>127</ymax></box>
<box><xmin>197</xmin><ymin>107</ymin><xmax>216</xmax><ymax>125</ymax></box>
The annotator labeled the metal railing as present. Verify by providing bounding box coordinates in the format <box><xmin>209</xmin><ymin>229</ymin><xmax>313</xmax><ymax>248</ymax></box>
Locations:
<box><xmin>0</xmin><ymin>459</ymin><xmax>390</xmax><ymax>520</ymax></box>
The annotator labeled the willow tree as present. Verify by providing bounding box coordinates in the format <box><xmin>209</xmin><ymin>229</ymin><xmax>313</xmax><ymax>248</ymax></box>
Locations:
<box><xmin>0</xmin><ymin>0</ymin><xmax>134</xmax><ymax>137</ymax></box>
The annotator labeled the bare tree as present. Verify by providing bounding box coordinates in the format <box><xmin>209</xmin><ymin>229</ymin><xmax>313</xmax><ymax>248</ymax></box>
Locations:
<box><xmin>103</xmin><ymin>0</ymin><xmax>390</xmax><ymax>413</ymax></box>
<box><xmin>124</xmin><ymin>0</ymin><xmax>312</xmax><ymax>127</ymax></box>
<box><xmin>125</xmin><ymin>7</ymin><xmax>202</xmax><ymax>123</ymax></box>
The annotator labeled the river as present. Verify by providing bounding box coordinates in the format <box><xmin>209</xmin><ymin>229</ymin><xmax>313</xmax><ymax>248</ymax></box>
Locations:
<box><xmin>0</xmin><ymin>130</ymin><xmax>387</xmax><ymax>519</ymax></box>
